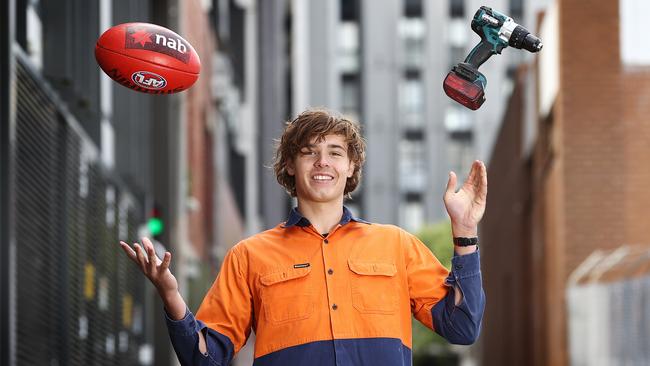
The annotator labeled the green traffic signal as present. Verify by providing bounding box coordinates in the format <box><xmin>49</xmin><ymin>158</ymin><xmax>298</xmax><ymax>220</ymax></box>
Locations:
<box><xmin>148</xmin><ymin>217</ymin><xmax>164</xmax><ymax>236</ymax></box>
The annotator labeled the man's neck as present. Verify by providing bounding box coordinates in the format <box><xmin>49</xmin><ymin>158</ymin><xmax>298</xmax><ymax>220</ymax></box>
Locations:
<box><xmin>296</xmin><ymin>199</ymin><xmax>344</xmax><ymax>235</ymax></box>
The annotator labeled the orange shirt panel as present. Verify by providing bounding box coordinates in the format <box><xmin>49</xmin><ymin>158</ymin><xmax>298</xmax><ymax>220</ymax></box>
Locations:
<box><xmin>197</xmin><ymin>221</ymin><xmax>451</xmax><ymax>358</ymax></box>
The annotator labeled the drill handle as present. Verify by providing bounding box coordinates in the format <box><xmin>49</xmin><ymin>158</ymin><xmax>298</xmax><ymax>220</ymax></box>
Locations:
<box><xmin>465</xmin><ymin>40</ymin><xmax>496</xmax><ymax>69</ymax></box>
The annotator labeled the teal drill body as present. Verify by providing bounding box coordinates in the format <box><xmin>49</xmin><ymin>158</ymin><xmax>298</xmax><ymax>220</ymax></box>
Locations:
<box><xmin>467</xmin><ymin>7</ymin><xmax>511</xmax><ymax>63</ymax></box>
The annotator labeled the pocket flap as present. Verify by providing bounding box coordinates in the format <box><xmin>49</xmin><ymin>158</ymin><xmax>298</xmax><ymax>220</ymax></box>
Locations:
<box><xmin>260</xmin><ymin>266</ymin><xmax>311</xmax><ymax>286</ymax></box>
<box><xmin>348</xmin><ymin>260</ymin><xmax>397</xmax><ymax>276</ymax></box>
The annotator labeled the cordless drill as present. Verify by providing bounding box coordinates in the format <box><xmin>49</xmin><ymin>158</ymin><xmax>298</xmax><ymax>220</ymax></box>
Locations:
<box><xmin>443</xmin><ymin>6</ymin><xmax>543</xmax><ymax>110</ymax></box>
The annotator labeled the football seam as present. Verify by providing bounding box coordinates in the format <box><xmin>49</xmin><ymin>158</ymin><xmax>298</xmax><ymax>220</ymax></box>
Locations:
<box><xmin>96</xmin><ymin>43</ymin><xmax>200</xmax><ymax>75</ymax></box>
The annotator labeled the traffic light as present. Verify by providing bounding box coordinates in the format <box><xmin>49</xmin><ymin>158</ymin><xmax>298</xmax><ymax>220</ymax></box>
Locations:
<box><xmin>147</xmin><ymin>206</ymin><xmax>164</xmax><ymax>238</ymax></box>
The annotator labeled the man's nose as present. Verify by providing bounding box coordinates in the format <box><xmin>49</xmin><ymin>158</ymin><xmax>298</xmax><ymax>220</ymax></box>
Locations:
<box><xmin>314</xmin><ymin>154</ymin><xmax>330</xmax><ymax>167</ymax></box>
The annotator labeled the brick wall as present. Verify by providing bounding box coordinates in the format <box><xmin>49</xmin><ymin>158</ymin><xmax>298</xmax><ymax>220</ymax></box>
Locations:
<box><xmin>481</xmin><ymin>1</ymin><xmax>650</xmax><ymax>365</ymax></box>
<box><xmin>559</xmin><ymin>0</ymin><xmax>625</xmax><ymax>275</ymax></box>
<box><xmin>183</xmin><ymin>0</ymin><xmax>215</xmax><ymax>260</ymax></box>
<box><xmin>481</xmin><ymin>66</ymin><xmax>533</xmax><ymax>365</ymax></box>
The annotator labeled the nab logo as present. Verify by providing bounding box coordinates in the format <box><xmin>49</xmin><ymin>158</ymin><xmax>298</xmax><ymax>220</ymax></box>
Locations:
<box><xmin>131</xmin><ymin>71</ymin><xmax>167</xmax><ymax>89</ymax></box>
<box><xmin>154</xmin><ymin>34</ymin><xmax>187</xmax><ymax>54</ymax></box>
<box><xmin>125</xmin><ymin>26</ymin><xmax>191</xmax><ymax>64</ymax></box>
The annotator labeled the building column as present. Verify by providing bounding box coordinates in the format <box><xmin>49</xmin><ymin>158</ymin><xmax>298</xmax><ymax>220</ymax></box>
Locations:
<box><xmin>423</xmin><ymin>0</ymin><xmax>451</xmax><ymax>222</ymax></box>
<box><xmin>258</xmin><ymin>0</ymin><xmax>289</xmax><ymax>227</ymax></box>
<box><xmin>360</xmin><ymin>0</ymin><xmax>401</xmax><ymax>224</ymax></box>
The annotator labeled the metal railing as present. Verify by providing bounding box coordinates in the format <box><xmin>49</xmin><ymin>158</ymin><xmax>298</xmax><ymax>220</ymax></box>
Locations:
<box><xmin>9</xmin><ymin>46</ymin><xmax>153</xmax><ymax>366</ymax></box>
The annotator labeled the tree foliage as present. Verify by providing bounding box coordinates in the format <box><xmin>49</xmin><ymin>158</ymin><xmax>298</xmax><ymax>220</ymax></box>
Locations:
<box><xmin>411</xmin><ymin>220</ymin><xmax>456</xmax><ymax>362</ymax></box>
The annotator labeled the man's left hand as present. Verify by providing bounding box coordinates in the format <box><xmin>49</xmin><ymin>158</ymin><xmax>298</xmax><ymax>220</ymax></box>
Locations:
<box><xmin>444</xmin><ymin>160</ymin><xmax>488</xmax><ymax>238</ymax></box>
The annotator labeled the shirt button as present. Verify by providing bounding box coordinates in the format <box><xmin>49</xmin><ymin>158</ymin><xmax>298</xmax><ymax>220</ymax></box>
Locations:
<box><xmin>332</xmin><ymin>304</ymin><xmax>338</xmax><ymax>310</ymax></box>
<box><xmin>324</xmin><ymin>239</ymin><xmax>329</xmax><ymax>244</ymax></box>
<box><xmin>327</xmin><ymin>268</ymin><xmax>334</xmax><ymax>275</ymax></box>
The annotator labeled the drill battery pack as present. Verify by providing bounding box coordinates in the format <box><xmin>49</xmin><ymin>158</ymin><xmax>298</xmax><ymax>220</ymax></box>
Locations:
<box><xmin>443</xmin><ymin>63</ymin><xmax>486</xmax><ymax>111</ymax></box>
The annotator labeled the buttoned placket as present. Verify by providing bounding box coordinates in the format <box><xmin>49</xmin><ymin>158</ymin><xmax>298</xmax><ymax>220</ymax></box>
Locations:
<box><xmin>304</xmin><ymin>224</ymin><xmax>347</xmax><ymax>365</ymax></box>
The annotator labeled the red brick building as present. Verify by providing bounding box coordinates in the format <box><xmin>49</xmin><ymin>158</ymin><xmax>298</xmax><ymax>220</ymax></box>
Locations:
<box><xmin>480</xmin><ymin>1</ymin><xmax>650</xmax><ymax>365</ymax></box>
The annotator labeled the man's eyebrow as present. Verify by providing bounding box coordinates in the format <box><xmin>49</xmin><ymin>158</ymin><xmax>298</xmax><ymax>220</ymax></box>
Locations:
<box><xmin>301</xmin><ymin>143</ymin><xmax>346</xmax><ymax>150</ymax></box>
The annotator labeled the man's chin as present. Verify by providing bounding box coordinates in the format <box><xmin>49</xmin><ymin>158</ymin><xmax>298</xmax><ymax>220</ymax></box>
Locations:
<box><xmin>301</xmin><ymin>191</ymin><xmax>343</xmax><ymax>204</ymax></box>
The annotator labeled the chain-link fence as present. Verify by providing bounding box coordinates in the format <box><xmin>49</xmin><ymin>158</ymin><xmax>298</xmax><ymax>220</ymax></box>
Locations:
<box><xmin>567</xmin><ymin>245</ymin><xmax>650</xmax><ymax>366</ymax></box>
<box><xmin>11</xmin><ymin>47</ymin><xmax>152</xmax><ymax>366</ymax></box>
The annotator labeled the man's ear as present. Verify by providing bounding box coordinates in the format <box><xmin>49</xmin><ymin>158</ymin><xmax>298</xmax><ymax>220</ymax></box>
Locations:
<box><xmin>347</xmin><ymin>162</ymin><xmax>355</xmax><ymax>178</ymax></box>
<box><xmin>287</xmin><ymin>160</ymin><xmax>295</xmax><ymax>176</ymax></box>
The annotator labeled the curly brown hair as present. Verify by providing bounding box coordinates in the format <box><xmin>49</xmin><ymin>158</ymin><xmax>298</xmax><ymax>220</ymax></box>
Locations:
<box><xmin>273</xmin><ymin>109</ymin><xmax>366</xmax><ymax>198</ymax></box>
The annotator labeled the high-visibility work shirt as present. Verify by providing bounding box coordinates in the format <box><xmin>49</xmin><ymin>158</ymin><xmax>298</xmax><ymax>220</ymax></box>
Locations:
<box><xmin>166</xmin><ymin>207</ymin><xmax>485</xmax><ymax>366</ymax></box>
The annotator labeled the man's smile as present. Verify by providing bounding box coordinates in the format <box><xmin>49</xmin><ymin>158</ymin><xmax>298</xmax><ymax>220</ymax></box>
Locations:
<box><xmin>312</xmin><ymin>174</ymin><xmax>334</xmax><ymax>181</ymax></box>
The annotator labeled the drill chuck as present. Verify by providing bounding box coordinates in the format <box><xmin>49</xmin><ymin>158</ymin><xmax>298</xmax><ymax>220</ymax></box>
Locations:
<box><xmin>523</xmin><ymin>33</ymin><xmax>543</xmax><ymax>52</ymax></box>
<box><xmin>509</xmin><ymin>25</ymin><xmax>543</xmax><ymax>52</ymax></box>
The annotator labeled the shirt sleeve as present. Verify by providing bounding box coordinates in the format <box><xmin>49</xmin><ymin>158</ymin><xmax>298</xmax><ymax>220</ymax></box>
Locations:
<box><xmin>165</xmin><ymin>244</ymin><xmax>253</xmax><ymax>365</ymax></box>
<box><xmin>165</xmin><ymin>308</ymin><xmax>235</xmax><ymax>366</ymax></box>
<box><xmin>405</xmin><ymin>231</ymin><xmax>485</xmax><ymax>345</ymax></box>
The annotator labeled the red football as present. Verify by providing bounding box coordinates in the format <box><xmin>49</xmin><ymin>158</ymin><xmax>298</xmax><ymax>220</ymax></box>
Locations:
<box><xmin>95</xmin><ymin>22</ymin><xmax>201</xmax><ymax>94</ymax></box>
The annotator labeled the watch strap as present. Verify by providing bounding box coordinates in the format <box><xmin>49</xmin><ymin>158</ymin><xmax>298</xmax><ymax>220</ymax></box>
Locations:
<box><xmin>453</xmin><ymin>236</ymin><xmax>479</xmax><ymax>247</ymax></box>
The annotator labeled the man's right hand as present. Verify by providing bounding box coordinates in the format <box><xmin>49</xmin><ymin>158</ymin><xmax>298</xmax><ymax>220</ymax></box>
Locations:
<box><xmin>119</xmin><ymin>237</ymin><xmax>186</xmax><ymax>319</ymax></box>
<box><xmin>119</xmin><ymin>238</ymin><xmax>208</xmax><ymax>353</ymax></box>
<box><xmin>120</xmin><ymin>237</ymin><xmax>178</xmax><ymax>293</ymax></box>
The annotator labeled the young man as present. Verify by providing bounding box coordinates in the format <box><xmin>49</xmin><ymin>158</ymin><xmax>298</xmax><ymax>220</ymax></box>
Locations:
<box><xmin>120</xmin><ymin>109</ymin><xmax>486</xmax><ymax>365</ymax></box>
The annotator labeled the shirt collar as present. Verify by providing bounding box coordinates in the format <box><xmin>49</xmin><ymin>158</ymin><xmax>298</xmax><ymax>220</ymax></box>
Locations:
<box><xmin>282</xmin><ymin>206</ymin><xmax>370</xmax><ymax>228</ymax></box>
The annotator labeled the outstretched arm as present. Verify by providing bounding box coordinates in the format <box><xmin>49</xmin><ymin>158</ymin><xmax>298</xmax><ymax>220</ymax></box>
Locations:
<box><xmin>428</xmin><ymin>160</ymin><xmax>486</xmax><ymax>344</ymax></box>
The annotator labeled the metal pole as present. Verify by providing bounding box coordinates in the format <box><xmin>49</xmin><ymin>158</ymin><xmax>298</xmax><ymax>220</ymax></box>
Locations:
<box><xmin>1</xmin><ymin>0</ymin><xmax>17</xmax><ymax>364</ymax></box>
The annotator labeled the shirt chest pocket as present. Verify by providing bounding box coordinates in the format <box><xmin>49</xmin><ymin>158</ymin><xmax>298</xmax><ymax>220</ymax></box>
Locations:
<box><xmin>260</xmin><ymin>266</ymin><xmax>314</xmax><ymax>324</ymax></box>
<box><xmin>348</xmin><ymin>260</ymin><xmax>399</xmax><ymax>314</ymax></box>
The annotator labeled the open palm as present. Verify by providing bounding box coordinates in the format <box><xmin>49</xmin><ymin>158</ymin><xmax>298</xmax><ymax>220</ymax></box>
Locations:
<box><xmin>444</xmin><ymin>160</ymin><xmax>488</xmax><ymax>236</ymax></box>
<box><xmin>119</xmin><ymin>237</ymin><xmax>178</xmax><ymax>295</ymax></box>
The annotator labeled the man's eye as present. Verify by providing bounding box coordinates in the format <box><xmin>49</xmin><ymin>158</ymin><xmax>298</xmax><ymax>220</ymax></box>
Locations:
<box><xmin>331</xmin><ymin>152</ymin><xmax>342</xmax><ymax>156</ymax></box>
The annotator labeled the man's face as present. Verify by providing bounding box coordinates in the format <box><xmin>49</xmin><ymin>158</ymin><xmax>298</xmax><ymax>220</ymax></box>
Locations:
<box><xmin>287</xmin><ymin>134</ymin><xmax>355</xmax><ymax>205</ymax></box>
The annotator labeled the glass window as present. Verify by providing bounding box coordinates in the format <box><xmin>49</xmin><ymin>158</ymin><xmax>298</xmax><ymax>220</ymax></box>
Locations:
<box><xmin>510</xmin><ymin>0</ymin><xmax>523</xmax><ymax>21</ymax></box>
<box><xmin>341</xmin><ymin>0</ymin><xmax>359</xmax><ymax>21</ymax></box>
<box><xmin>448</xmin><ymin>18</ymin><xmax>468</xmax><ymax>48</ymax></box>
<box><xmin>399</xmin><ymin>76</ymin><xmax>424</xmax><ymax>129</ymax></box>
<box><xmin>446</xmin><ymin>139</ymin><xmax>474</xmax><ymax>181</ymax></box>
<box><xmin>341</xmin><ymin>75</ymin><xmax>360</xmax><ymax>118</ymax></box>
<box><xmin>449</xmin><ymin>46</ymin><xmax>466</xmax><ymax>71</ymax></box>
<box><xmin>400</xmin><ymin>201</ymin><xmax>424</xmax><ymax>233</ymax></box>
<box><xmin>450</xmin><ymin>0</ymin><xmax>464</xmax><ymax>18</ymax></box>
<box><xmin>339</xmin><ymin>21</ymin><xmax>360</xmax><ymax>73</ymax></box>
<box><xmin>399</xmin><ymin>18</ymin><xmax>425</xmax><ymax>69</ymax></box>
<box><xmin>445</xmin><ymin>105</ymin><xmax>473</xmax><ymax>133</ymax></box>
<box><xmin>399</xmin><ymin>140</ymin><xmax>426</xmax><ymax>193</ymax></box>
<box><xmin>404</xmin><ymin>0</ymin><xmax>422</xmax><ymax>18</ymax></box>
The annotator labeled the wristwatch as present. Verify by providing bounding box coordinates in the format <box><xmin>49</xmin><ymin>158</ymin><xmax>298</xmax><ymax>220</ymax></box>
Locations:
<box><xmin>453</xmin><ymin>236</ymin><xmax>479</xmax><ymax>247</ymax></box>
